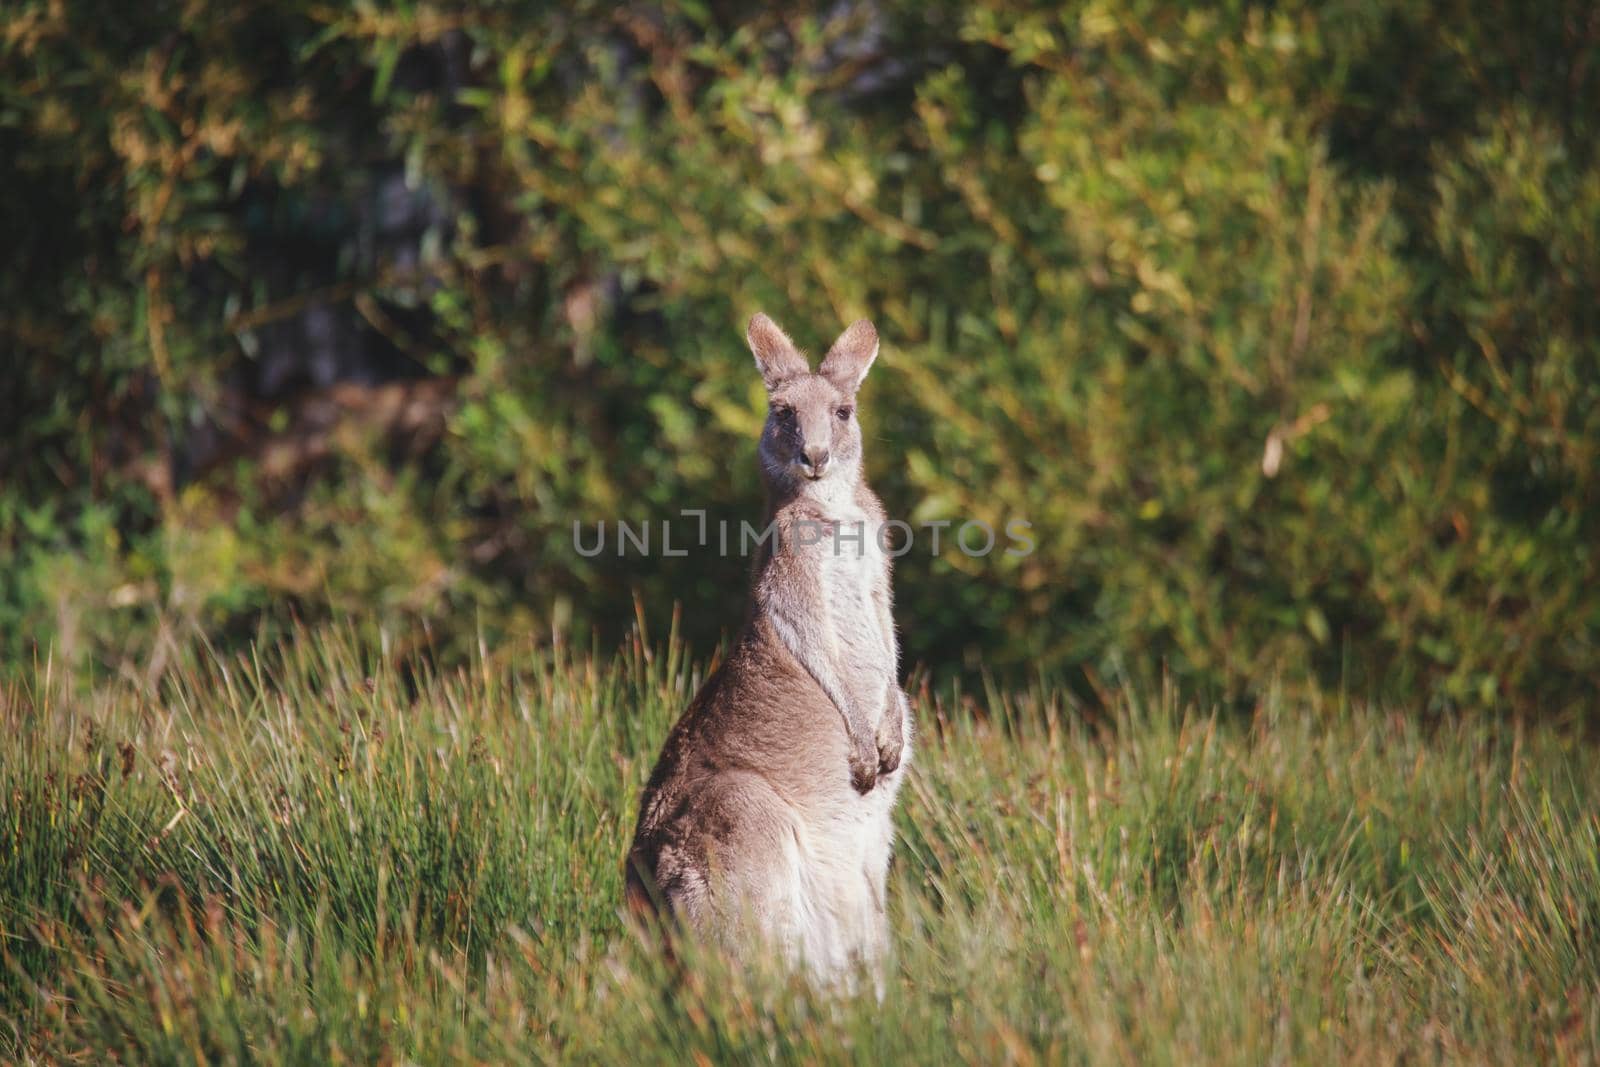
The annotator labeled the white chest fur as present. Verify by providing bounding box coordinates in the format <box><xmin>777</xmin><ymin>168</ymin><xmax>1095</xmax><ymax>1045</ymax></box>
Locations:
<box><xmin>816</xmin><ymin>510</ymin><xmax>890</xmax><ymax>660</ymax></box>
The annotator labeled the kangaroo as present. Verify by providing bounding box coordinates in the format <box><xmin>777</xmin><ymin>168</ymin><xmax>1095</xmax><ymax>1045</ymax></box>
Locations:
<box><xmin>625</xmin><ymin>313</ymin><xmax>913</xmax><ymax>989</ymax></box>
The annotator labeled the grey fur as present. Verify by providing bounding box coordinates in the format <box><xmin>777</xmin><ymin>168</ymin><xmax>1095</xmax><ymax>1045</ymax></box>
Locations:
<box><xmin>626</xmin><ymin>313</ymin><xmax>913</xmax><ymax>988</ymax></box>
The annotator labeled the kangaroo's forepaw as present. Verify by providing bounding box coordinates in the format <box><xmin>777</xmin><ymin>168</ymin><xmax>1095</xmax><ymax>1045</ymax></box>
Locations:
<box><xmin>877</xmin><ymin>736</ymin><xmax>902</xmax><ymax>776</ymax></box>
<box><xmin>876</xmin><ymin>689</ymin><xmax>907</xmax><ymax>775</ymax></box>
<box><xmin>849</xmin><ymin>760</ymin><xmax>877</xmax><ymax>794</ymax></box>
<box><xmin>849</xmin><ymin>748</ymin><xmax>878</xmax><ymax>794</ymax></box>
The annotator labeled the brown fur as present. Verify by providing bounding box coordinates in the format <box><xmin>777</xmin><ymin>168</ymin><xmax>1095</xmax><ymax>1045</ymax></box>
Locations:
<box><xmin>625</xmin><ymin>314</ymin><xmax>912</xmax><ymax>985</ymax></box>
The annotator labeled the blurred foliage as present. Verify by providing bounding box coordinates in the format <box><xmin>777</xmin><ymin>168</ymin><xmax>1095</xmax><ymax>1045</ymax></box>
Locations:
<box><xmin>1</xmin><ymin>0</ymin><xmax>1597</xmax><ymax>713</ymax></box>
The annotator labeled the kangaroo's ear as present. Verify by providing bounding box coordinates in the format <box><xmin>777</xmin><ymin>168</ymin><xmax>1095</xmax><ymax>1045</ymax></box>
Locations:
<box><xmin>747</xmin><ymin>313</ymin><xmax>810</xmax><ymax>391</ymax></box>
<box><xmin>819</xmin><ymin>319</ymin><xmax>879</xmax><ymax>394</ymax></box>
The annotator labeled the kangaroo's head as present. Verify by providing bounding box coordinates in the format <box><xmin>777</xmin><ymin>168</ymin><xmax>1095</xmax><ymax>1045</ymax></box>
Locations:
<box><xmin>746</xmin><ymin>313</ymin><xmax>879</xmax><ymax>492</ymax></box>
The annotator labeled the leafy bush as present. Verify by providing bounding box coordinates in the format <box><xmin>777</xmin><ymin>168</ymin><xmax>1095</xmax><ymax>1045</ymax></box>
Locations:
<box><xmin>3</xmin><ymin>1</ymin><xmax>1597</xmax><ymax>713</ymax></box>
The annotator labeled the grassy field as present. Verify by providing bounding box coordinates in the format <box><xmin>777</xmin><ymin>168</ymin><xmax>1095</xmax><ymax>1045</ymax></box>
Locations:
<box><xmin>2</xmin><ymin>626</ymin><xmax>1597</xmax><ymax>1064</ymax></box>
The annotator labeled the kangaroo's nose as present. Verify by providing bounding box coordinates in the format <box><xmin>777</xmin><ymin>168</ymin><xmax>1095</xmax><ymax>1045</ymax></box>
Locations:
<box><xmin>803</xmin><ymin>446</ymin><xmax>830</xmax><ymax>473</ymax></box>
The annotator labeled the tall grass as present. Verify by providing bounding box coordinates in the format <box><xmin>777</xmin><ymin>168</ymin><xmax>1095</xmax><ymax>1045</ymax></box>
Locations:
<box><xmin>2</xmin><ymin>627</ymin><xmax>1596</xmax><ymax>1063</ymax></box>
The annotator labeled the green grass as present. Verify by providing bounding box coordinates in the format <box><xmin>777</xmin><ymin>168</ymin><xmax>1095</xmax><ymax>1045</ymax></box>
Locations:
<box><xmin>2</xmin><ymin>626</ymin><xmax>1597</xmax><ymax>1064</ymax></box>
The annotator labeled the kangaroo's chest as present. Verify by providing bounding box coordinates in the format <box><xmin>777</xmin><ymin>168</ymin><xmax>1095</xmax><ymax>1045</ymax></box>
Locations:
<box><xmin>814</xmin><ymin>510</ymin><xmax>885</xmax><ymax>650</ymax></box>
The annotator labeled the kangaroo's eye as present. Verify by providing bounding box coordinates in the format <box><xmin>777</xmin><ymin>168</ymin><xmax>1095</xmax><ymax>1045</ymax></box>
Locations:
<box><xmin>836</xmin><ymin>407</ymin><xmax>853</xmax><ymax>421</ymax></box>
<box><xmin>772</xmin><ymin>406</ymin><xmax>794</xmax><ymax>423</ymax></box>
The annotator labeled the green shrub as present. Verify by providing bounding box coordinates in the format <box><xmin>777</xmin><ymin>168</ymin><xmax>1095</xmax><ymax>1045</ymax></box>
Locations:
<box><xmin>2</xmin><ymin>1</ymin><xmax>1596</xmax><ymax>713</ymax></box>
